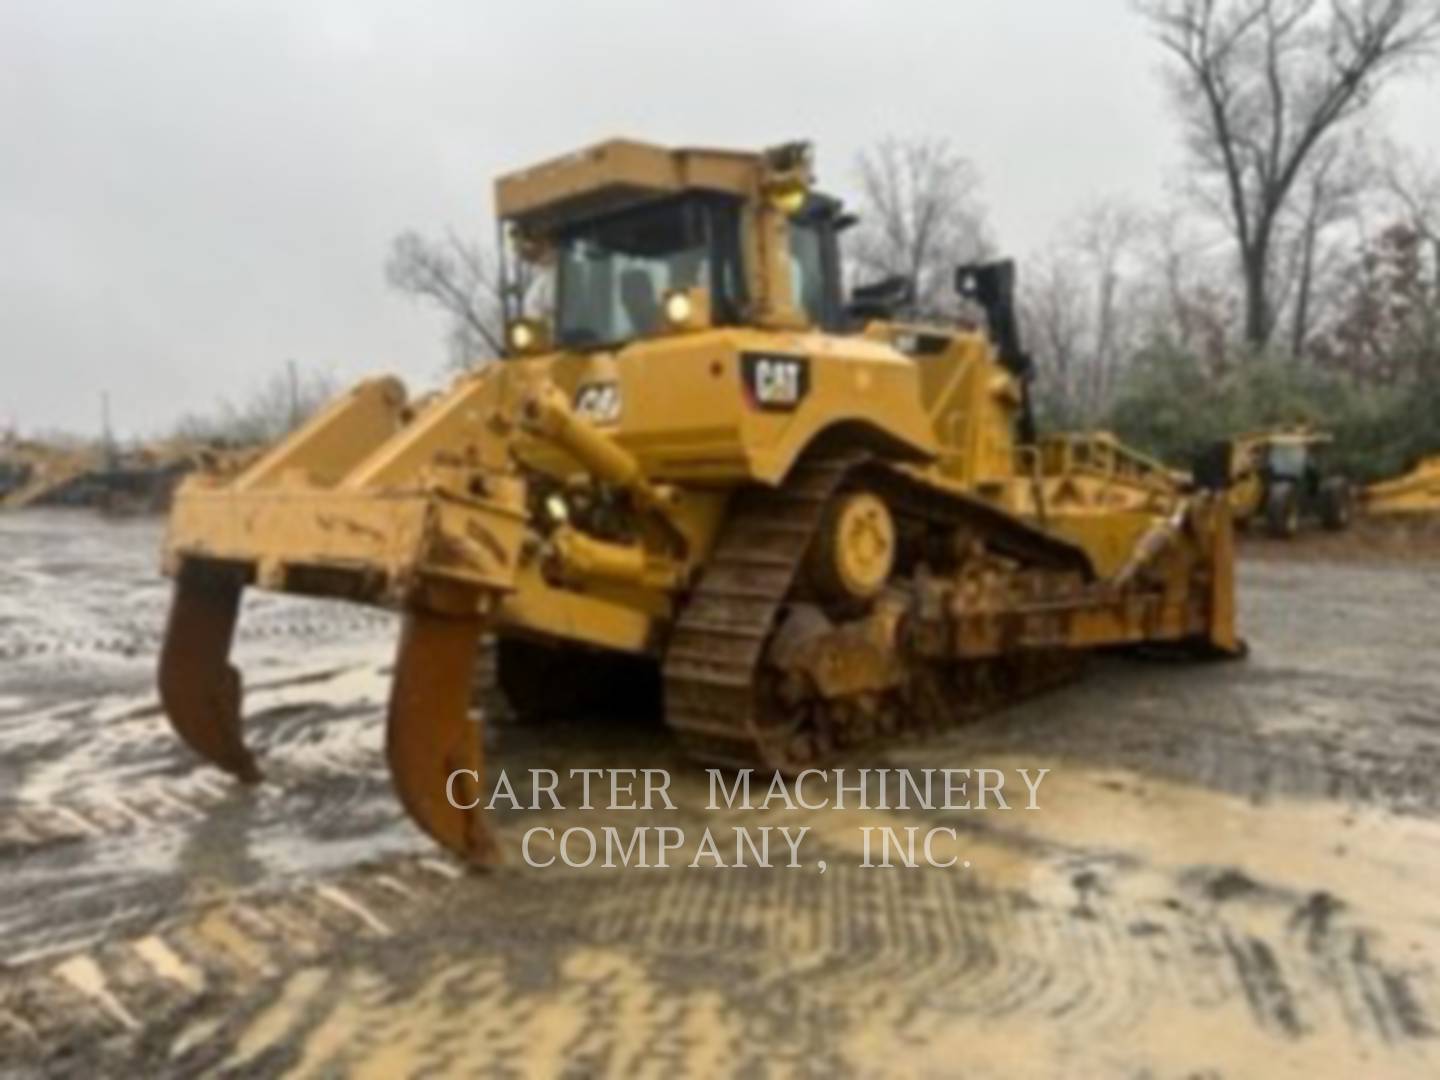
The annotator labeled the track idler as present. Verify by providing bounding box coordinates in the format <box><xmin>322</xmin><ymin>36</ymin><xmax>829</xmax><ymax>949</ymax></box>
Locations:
<box><xmin>157</xmin><ymin>561</ymin><xmax>498</xmax><ymax>865</ymax></box>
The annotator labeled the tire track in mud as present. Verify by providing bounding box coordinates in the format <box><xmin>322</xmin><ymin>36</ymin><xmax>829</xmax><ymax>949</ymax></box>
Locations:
<box><xmin>0</xmin><ymin>611</ymin><xmax>392</xmax><ymax>666</ymax></box>
<box><xmin>0</xmin><ymin>692</ymin><xmax>412</xmax><ymax>969</ymax></box>
<box><xmin>5</xmin><ymin>518</ymin><xmax>1440</xmax><ymax>1074</ymax></box>
<box><xmin>0</xmin><ymin>848</ymin><xmax>1434</xmax><ymax>1077</ymax></box>
<box><xmin>952</xmin><ymin>656</ymin><xmax>1440</xmax><ymax>819</ymax></box>
<box><xmin>0</xmin><ymin>787</ymin><xmax>404</xmax><ymax>969</ymax></box>
<box><xmin>1</xmin><ymin>684</ymin><xmax>394</xmax><ymax>851</ymax></box>
<box><xmin>5</xmin><ymin>679</ymin><xmax>1440</xmax><ymax>1072</ymax></box>
<box><xmin>0</xmin><ymin>730</ymin><xmax>389</xmax><ymax>862</ymax></box>
<box><xmin>0</xmin><ymin>519</ymin><xmax>410</xmax><ymax>977</ymax></box>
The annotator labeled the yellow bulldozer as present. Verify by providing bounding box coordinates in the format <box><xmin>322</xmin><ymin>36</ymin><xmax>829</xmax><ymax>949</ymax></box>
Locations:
<box><xmin>157</xmin><ymin>139</ymin><xmax>1241</xmax><ymax>863</ymax></box>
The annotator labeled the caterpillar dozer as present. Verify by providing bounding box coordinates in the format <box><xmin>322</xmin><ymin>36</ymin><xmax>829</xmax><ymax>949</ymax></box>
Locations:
<box><xmin>158</xmin><ymin>139</ymin><xmax>1242</xmax><ymax>863</ymax></box>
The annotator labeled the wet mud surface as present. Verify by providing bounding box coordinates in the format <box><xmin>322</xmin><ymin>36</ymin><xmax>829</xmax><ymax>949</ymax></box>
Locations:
<box><xmin>1240</xmin><ymin>514</ymin><xmax>1440</xmax><ymax>565</ymax></box>
<box><xmin>2</xmin><ymin>510</ymin><xmax>1440</xmax><ymax>1077</ymax></box>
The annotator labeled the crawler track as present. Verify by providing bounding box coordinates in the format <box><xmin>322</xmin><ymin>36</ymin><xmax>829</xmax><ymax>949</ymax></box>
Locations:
<box><xmin>663</xmin><ymin>455</ymin><xmax>853</xmax><ymax>769</ymax></box>
<box><xmin>663</xmin><ymin>456</ymin><xmax>1090</xmax><ymax>772</ymax></box>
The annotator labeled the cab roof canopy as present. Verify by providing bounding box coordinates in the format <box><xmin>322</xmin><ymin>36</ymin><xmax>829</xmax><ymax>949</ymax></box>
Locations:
<box><xmin>494</xmin><ymin>139</ymin><xmax>766</xmax><ymax>233</ymax></box>
<box><xmin>1238</xmin><ymin>427</ymin><xmax>1333</xmax><ymax>447</ymax></box>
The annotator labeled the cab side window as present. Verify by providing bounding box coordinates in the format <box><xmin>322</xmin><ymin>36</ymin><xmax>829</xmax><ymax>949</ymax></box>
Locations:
<box><xmin>788</xmin><ymin>220</ymin><xmax>827</xmax><ymax>327</ymax></box>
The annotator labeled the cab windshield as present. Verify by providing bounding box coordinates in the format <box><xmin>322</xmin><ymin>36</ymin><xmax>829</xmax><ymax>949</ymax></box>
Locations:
<box><xmin>1266</xmin><ymin>443</ymin><xmax>1310</xmax><ymax>479</ymax></box>
<box><xmin>553</xmin><ymin>195</ymin><xmax>743</xmax><ymax>348</ymax></box>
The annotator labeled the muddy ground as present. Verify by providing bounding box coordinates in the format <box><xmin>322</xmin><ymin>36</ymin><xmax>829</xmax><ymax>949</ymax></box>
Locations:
<box><xmin>1242</xmin><ymin>514</ymin><xmax>1440</xmax><ymax>565</ymax></box>
<box><xmin>2</xmin><ymin>510</ymin><xmax>1439</xmax><ymax>1078</ymax></box>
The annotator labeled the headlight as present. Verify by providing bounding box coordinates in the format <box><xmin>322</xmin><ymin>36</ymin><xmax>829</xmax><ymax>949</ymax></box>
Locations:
<box><xmin>544</xmin><ymin>492</ymin><xmax>569</xmax><ymax>524</ymax></box>
<box><xmin>664</xmin><ymin>291</ymin><xmax>693</xmax><ymax>325</ymax></box>
<box><xmin>508</xmin><ymin>321</ymin><xmax>536</xmax><ymax>352</ymax></box>
<box><xmin>769</xmin><ymin>183</ymin><xmax>808</xmax><ymax>214</ymax></box>
<box><xmin>660</xmin><ymin>288</ymin><xmax>709</xmax><ymax>332</ymax></box>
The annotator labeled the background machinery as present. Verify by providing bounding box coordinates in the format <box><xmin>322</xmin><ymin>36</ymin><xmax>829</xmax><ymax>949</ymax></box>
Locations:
<box><xmin>0</xmin><ymin>435</ymin><xmax>245</xmax><ymax>513</ymax></box>
<box><xmin>1196</xmin><ymin>428</ymin><xmax>1354</xmax><ymax>539</ymax></box>
<box><xmin>157</xmin><ymin>139</ymin><xmax>1242</xmax><ymax>862</ymax></box>
<box><xmin>0</xmin><ymin>438</ymin><xmax>99</xmax><ymax>510</ymax></box>
<box><xmin>1363</xmin><ymin>454</ymin><xmax>1440</xmax><ymax>518</ymax></box>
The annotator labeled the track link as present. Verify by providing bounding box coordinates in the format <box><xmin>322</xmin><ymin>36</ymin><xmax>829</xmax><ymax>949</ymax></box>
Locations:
<box><xmin>663</xmin><ymin>456</ymin><xmax>855</xmax><ymax>770</ymax></box>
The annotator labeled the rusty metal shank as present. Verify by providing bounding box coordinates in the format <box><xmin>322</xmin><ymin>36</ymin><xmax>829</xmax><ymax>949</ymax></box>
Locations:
<box><xmin>386</xmin><ymin>608</ymin><xmax>498</xmax><ymax>865</ymax></box>
<box><xmin>157</xmin><ymin>564</ymin><xmax>261</xmax><ymax>784</ymax></box>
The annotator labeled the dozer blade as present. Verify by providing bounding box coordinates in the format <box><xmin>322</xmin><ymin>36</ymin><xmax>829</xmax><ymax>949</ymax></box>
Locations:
<box><xmin>387</xmin><ymin>609</ymin><xmax>498</xmax><ymax>865</ymax></box>
<box><xmin>157</xmin><ymin>564</ymin><xmax>261</xmax><ymax>784</ymax></box>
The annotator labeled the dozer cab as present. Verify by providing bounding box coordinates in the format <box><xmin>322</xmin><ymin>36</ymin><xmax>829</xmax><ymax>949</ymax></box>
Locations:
<box><xmin>1194</xmin><ymin>428</ymin><xmax>1353</xmax><ymax>539</ymax></box>
<box><xmin>158</xmin><ymin>139</ymin><xmax>1242</xmax><ymax>863</ymax></box>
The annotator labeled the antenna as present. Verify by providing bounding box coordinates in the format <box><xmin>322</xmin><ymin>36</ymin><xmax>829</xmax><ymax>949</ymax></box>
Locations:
<box><xmin>101</xmin><ymin>391</ymin><xmax>117</xmax><ymax>465</ymax></box>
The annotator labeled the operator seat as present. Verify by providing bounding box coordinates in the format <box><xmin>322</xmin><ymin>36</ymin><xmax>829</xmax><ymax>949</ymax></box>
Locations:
<box><xmin>620</xmin><ymin>270</ymin><xmax>660</xmax><ymax>335</ymax></box>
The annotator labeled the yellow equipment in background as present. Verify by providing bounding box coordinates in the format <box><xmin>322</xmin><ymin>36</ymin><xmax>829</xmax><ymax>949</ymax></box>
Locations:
<box><xmin>0</xmin><ymin>436</ymin><xmax>252</xmax><ymax>513</ymax></box>
<box><xmin>1363</xmin><ymin>455</ymin><xmax>1440</xmax><ymax>517</ymax></box>
<box><xmin>157</xmin><ymin>139</ymin><xmax>1242</xmax><ymax>862</ymax></box>
<box><xmin>1198</xmin><ymin>428</ymin><xmax>1354</xmax><ymax>539</ymax></box>
<box><xmin>0</xmin><ymin>439</ymin><xmax>98</xmax><ymax>510</ymax></box>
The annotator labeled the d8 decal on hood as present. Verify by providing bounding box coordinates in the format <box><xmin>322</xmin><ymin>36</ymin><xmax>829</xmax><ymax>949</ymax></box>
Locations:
<box><xmin>741</xmin><ymin>353</ymin><xmax>810</xmax><ymax>412</ymax></box>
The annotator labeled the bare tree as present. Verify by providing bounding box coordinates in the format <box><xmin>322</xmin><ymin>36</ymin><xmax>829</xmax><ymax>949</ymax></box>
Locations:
<box><xmin>386</xmin><ymin>230</ymin><xmax>521</xmax><ymax>368</ymax></box>
<box><xmin>1024</xmin><ymin>251</ymin><xmax>1089</xmax><ymax>419</ymax></box>
<box><xmin>173</xmin><ymin>365</ymin><xmax>339</xmax><ymax>445</ymax></box>
<box><xmin>1313</xmin><ymin>219</ymin><xmax>1438</xmax><ymax>380</ymax></box>
<box><xmin>1301</xmin><ymin>147</ymin><xmax>1439</xmax><ymax>380</ymax></box>
<box><xmin>1384</xmin><ymin>144</ymin><xmax>1440</xmax><ymax>269</ymax></box>
<box><xmin>1138</xmin><ymin>207</ymin><xmax>1240</xmax><ymax>363</ymax></box>
<box><xmin>1078</xmin><ymin>202</ymin><xmax>1149</xmax><ymax>413</ymax></box>
<box><xmin>1274</xmin><ymin>138</ymin><xmax>1374</xmax><ymax>355</ymax></box>
<box><xmin>1140</xmin><ymin>0</ymin><xmax>1440</xmax><ymax>350</ymax></box>
<box><xmin>1024</xmin><ymin>199</ymin><xmax>1149</xmax><ymax>422</ymax></box>
<box><xmin>849</xmin><ymin>137</ymin><xmax>993</xmax><ymax>316</ymax></box>
<box><xmin>1367</xmin><ymin>148</ymin><xmax>1440</xmax><ymax>372</ymax></box>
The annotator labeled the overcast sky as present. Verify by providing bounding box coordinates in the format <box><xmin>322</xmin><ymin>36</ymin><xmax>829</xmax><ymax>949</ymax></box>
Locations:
<box><xmin>3</xmin><ymin>0</ymin><xmax>1437</xmax><ymax>437</ymax></box>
